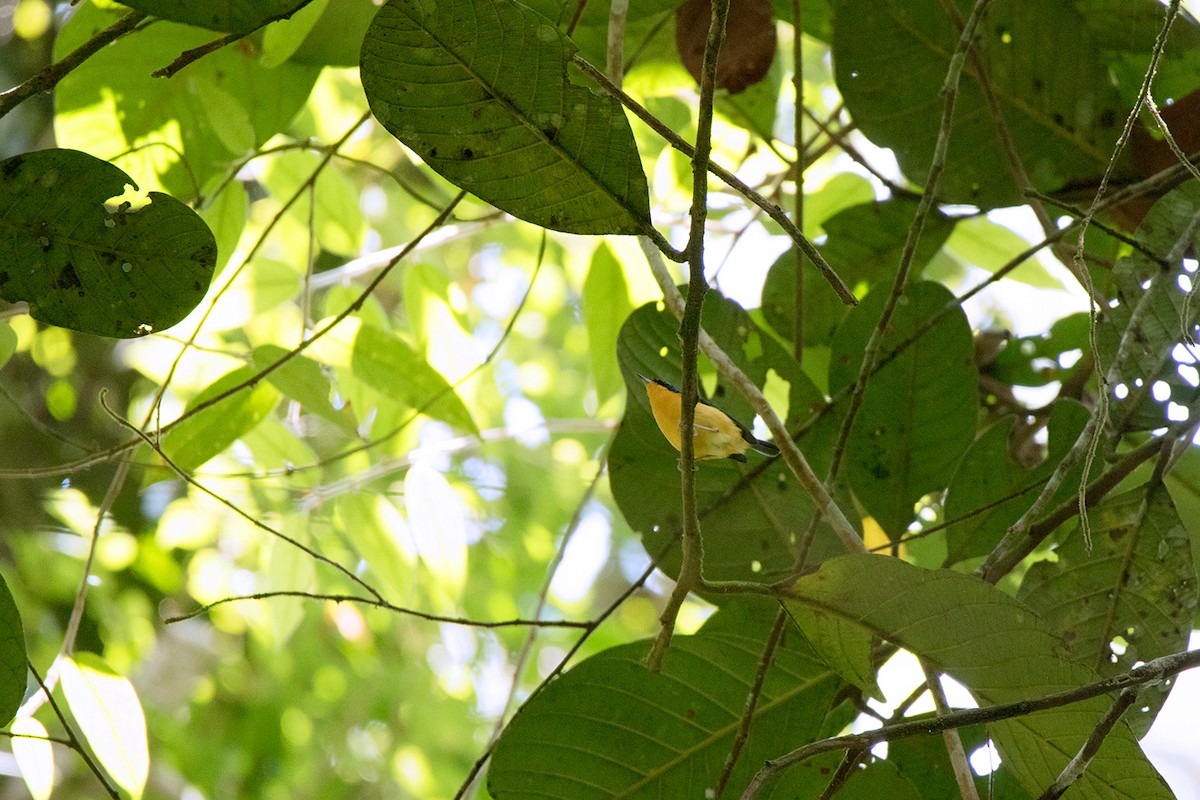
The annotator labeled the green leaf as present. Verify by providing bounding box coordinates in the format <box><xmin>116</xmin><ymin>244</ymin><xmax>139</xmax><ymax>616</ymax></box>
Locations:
<box><xmin>762</xmin><ymin>198</ymin><xmax>957</xmax><ymax>346</ymax></box>
<box><xmin>781</xmin><ymin>555</ymin><xmax>1173</xmax><ymax>800</ymax></box>
<box><xmin>259</xmin><ymin>151</ymin><xmax>366</xmax><ymax>255</ymax></box>
<box><xmin>11</xmin><ymin>717</ymin><xmax>55</xmax><ymax>800</ymax></box>
<box><xmin>988</xmin><ymin>312</ymin><xmax>1091</xmax><ymax>388</ymax></box>
<box><xmin>784</xmin><ymin>603</ymin><xmax>882</xmax><ymax>700</ymax></box>
<box><xmin>610</xmin><ymin>292</ymin><xmax>855</xmax><ymax>586</ymax></box>
<box><xmin>1018</xmin><ymin>485</ymin><xmax>1197</xmax><ymax>738</ymax></box>
<box><xmin>252</xmin><ymin>345</ymin><xmax>356</xmax><ymax>433</ymax></box>
<box><xmin>0</xmin><ymin>573</ymin><xmax>26</xmax><ymax>726</ymax></box>
<box><xmin>944</xmin><ymin>216</ymin><xmax>1064</xmax><ymax>289</ymax></box>
<box><xmin>119</xmin><ymin>0</ymin><xmax>311</xmax><ymax>34</ymax></box>
<box><xmin>159</xmin><ymin>366</ymin><xmax>282</xmax><ymax>472</ymax></box>
<box><xmin>489</xmin><ymin>599</ymin><xmax>841</xmax><ymax>799</ymax></box>
<box><xmin>54</xmin><ymin>3</ymin><xmax>319</xmax><ymax>196</ymax></box>
<box><xmin>832</xmin><ymin>0</ymin><xmax>1128</xmax><ymax>208</ymax></box>
<box><xmin>830</xmin><ymin>281</ymin><xmax>977</xmax><ymax>538</ymax></box>
<box><xmin>583</xmin><ymin>243</ymin><xmax>633</xmax><ymax>403</ymax></box>
<box><xmin>405</xmin><ymin>462</ymin><xmax>468</xmax><ymax>606</ymax></box>
<box><xmin>334</xmin><ymin>495</ymin><xmax>416</xmax><ymax>599</ymax></box>
<box><xmin>0</xmin><ymin>323</ymin><xmax>16</xmax><ymax>370</ymax></box>
<box><xmin>0</xmin><ymin>150</ymin><xmax>216</xmax><ymax>338</ymax></box>
<box><xmin>261</xmin><ymin>0</ymin><xmax>330</xmax><ymax>67</ymax></box>
<box><xmin>360</xmin><ymin>0</ymin><xmax>651</xmax><ymax>235</ymax></box>
<box><xmin>944</xmin><ymin>400</ymin><xmax>1094</xmax><ymax>564</ymax></box>
<box><xmin>1099</xmin><ymin>183</ymin><xmax>1200</xmax><ymax>432</ymax></box>
<box><xmin>61</xmin><ymin>653</ymin><xmax>149</xmax><ymax>800</ymax></box>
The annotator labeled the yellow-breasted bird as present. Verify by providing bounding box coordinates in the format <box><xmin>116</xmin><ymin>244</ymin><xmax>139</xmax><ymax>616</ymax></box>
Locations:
<box><xmin>639</xmin><ymin>375</ymin><xmax>780</xmax><ymax>463</ymax></box>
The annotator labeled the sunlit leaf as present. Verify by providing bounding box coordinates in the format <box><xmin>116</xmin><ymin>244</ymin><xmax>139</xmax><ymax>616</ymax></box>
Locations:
<box><xmin>0</xmin><ymin>149</ymin><xmax>216</xmax><ymax>338</ymax></box>
<box><xmin>1018</xmin><ymin>485</ymin><xmax>1197</xmax><ymax>737</ymax></box>
<box><xmin>61</xmin><ymin>654</ymin><xmax>149</xmax><ymax>800</ymax></box>
<box><xmin>159</xmin><ymin>366</ymin><xmax>282</xmax><ymax>472</ymax></box>
<box><xmin>334</xmin><ymin>495</ymin><xmax>416</xmax><ymax>600</ymax></box>
<box><xmin>360</xmin><ymin>0</ymin><xmax>652</xmax><ymax>234</ymax></box>
<box><xmin>782</xmin><ymin>555</ymin><xmax>1173</xmax><ymax>800</ymax></box>
<box><xmin>11</xmin><ymin>717</ymin><xmax>54</xmax><ymax>800</ymax></box>
<box><xmin>405</xmin><ymin>462</ymin><xmax>468</xmax><ymax>605</ymax></box>
<box><xmin>583</xmin><ymin>243</ymin><xmax>633</xmax><ymax>403</ymax></box>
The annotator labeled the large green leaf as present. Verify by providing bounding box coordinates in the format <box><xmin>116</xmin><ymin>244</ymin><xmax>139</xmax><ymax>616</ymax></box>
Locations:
<box><xmin>944</xmin><ymin>400</ymin><xmax>1094</xmax><ymax>565</ymax></box>
<box><xmin>830</xmin><ymin>281</ymin><xmax>977</xmax><ymax>538</ymax></box>
<box><xmin>610</xmin><ymin>292</ymin><xmax>854</xmax><ymax>587</ymax></box>
<box><xmin>54</xmin><ymin>3</ymin><xmax>319</xmax><ymax>197</ymax></box>
<box><xmin>61</xmin><ymin>654</ymin><xmax>149</xmax><ymax>800</ymax></box>
<box><xmin>762</xmin><ymin>198</ymin><xmax>957</xmax><ymax>346</ymax></box>
<box><xmin>831</xmin><ymin>0</ymin><xmax>1129</xmax><ymax>208</ymax></box>
<box><xmin>119</xmin><ymin>0</ymin><xmax>310</xmax><ymax>33</ymax></box>
<box><xmin>1018</xmin><ymin>485</ymin><xmax>1197</xmax><ymax>738</ymax></box>
<box><xmin>0</xmin><ymin>574</ymin><xmax>25</xmax><ymax>726</ymax></box>
<box><xmin>489</xmin><ymin>600</ymin><xmax>841</xmax><ymax>799</ymax></box>
<box><xmin>781</xmin><ymin>555</ymin><xmax>1173</xmax><ymax>800</ymax></box>
<box><xmin>0</xmin><ymin>150</ymin><xmax>216</xmax><ymax>338</ymax></box>
<box><xmin>583</xmin><ymin>243</ymin><xmax>634</xmax><ymax>403</ymax></box>
<box><xmin>1099</xmin><ymin>184</ymin><xmax>1200</xmax><ymax>432</ymax></box>
<box><xmin>360</xmin><ymin>0</ymin><xmax>651</xmax><ymax>235</ymax></box>
<box><xmin>158</xmin><ymin>366</ymin><xmax>282</xmax><ymax>472</ymax></box>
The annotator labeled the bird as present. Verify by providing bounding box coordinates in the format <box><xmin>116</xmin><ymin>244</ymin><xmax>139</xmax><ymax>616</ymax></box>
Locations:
<box><xmin>638</xmin><ymin>375</ymin><xmax>780</xmax><ymax>463</ymax></box>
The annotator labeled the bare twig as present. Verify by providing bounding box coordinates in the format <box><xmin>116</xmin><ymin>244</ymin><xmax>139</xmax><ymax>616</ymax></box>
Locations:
<box><xmin>0</xmin><ymin>11</ymin><xmax>147</xmax><ymax>120</ymax></box>
<box><xmin>27</xmin><ymin>661</ymin><xmax>119</xmax><ymax>799</ymax></box>
<box><xmin>1035</xmin><ymin>687</ymin><xmax>1140</xmax><ymax>800</ymax></box>
<box><xmin>739</xmin><ymin>647</ymin><xmax>1200</xmax><ymax>799</ymax></box>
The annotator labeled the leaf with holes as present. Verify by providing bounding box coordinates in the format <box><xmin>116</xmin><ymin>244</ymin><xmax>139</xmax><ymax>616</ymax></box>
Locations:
<box><xmin>782</xmin><ymin>555</ymin><xmax>1173</xmax><ymax>800</ymax></box>
<box><xmin>0</xmin><ymin>150</ymin><xmax>216</xmax><ymax>339</ymax></box>
<box><xmin>1098</xmin><ymin>183</ymin><xmax>1200</xmax><ymax>432</ymax></box>
<box><xmin>360</xmin><ymin>0</ymin><xmax>651</xmax><ymax>235</ymax></box>
<box><xmin>1018</xmin><ymin>485</ymin><xmax>1197</xmax><ymax>738</ymax></box>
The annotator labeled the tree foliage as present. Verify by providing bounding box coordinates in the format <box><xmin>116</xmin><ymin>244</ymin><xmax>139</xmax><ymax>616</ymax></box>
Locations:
<box><xmin>0</xmin><ymin>0</ymin><xmax>1199</xmax><ymax>798</ymax></box>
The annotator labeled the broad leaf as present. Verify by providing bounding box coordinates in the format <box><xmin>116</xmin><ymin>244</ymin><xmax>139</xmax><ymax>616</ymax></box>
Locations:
<box><xmin>11</xmin><ymin>717</ymin><xmax>54</xmax><ymax>800</ymax></box>
<box><xmin>120</xmin><ymin>0</ymin><xmax>311</xmax><ymax>33</ymax></box>
<box><xmin>1099</xmin><ymin>184</ymin><xmax>1200</xmax><ymax>432</ymax></box>
<box><xmin>61</xmin><ymin>654</ymin><xmax>149</xmax><ymax>800</ymax></box>
<box><xmin>781</xmin><ymin>555</ymin><xmax>1173</xmax><ymax>800</ymax></box>
<box><xmin>1018</xmin><ymin>485</ymin><xmax>1197</xmax><ymax>737</ymax></box>
<box><xmin>944</xmin><ymin>400</ymin><xmax>1094</xmax><ymax>565</ymax></box>
<box><xmin>830</xmin><ymin>281</ymin><xmax>977</xmax><ymax>538</ymax></box>
<box><xmin>832</xmin><ymin>0</ymin><xmax>1129</xmax><ymax>208</ymax></box>
<box><xmin>159</xmin><ymin>366</ymin><xmax>282</xmax><ymax>472</ymax></box>
<box><xmin>0</xmin><ymin>150</ymin><xmax>216</xmax><ymax>338</ymax></box>
<box><xmin>582</xmin><ymin>243</ymin><xmax>634</xmax><ymax>403</ymax></box>
<box><xmin>0</xmin><ymin>573</ymin><xmax>25</xmax><ymax>725</ymax></box>
<box><xmin>489</xmin><ymin>600</ymin><xmax>841</xmax><ymax>799</ymax></box>
<box><xmin>360</xmin><ymin>0</ymin><xmax>651</xmax><ymax>235</ymax></box>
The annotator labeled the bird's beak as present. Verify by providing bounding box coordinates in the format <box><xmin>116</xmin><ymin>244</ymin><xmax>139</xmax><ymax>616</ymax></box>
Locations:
<box><xmin>637</xmin><ymin>374</ymin><xmax>651</xmax><ymax>384</ymax></box>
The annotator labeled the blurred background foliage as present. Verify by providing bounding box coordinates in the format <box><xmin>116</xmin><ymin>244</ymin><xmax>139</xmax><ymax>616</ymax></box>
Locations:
<box><xmin>1</xmin><ymin>0</ymin><xmax>1199</xmax><ymax>798</ymax></box>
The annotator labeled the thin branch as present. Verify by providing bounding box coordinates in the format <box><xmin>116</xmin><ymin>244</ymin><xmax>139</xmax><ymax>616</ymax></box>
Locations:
<box><xmin>1035</xmin><ymin>687</ymin><xmax>1140</xmax><ymax>800</ymax></box>
<box><xmin>817</xmin><ymin>745</ymin><xmax>869</xmax><ymax>800</ymax></box>
<box><xmin>27</xmin><ymin>661</ymin><xmax>119</xmax><ymax>799</ymax></box>
<box><xmin>645</xmin><ymin>0</ymin><xmax>729</xmax><ymax>673</ymax></box>
<box><xmin>792</xmin><ymin>0</ymin><xmax>806</xmax><ymax>364</ymax></box>
<box><xmin>714</xmin><ymin>609</ymin><xmax>789</xmax><ymax>797</ymax></box>
<box><xmin>151</xmin><ymin>4</ymin><xmax>314</xmax><ymax>79</ymax></box>
<box><xmin>0</xmin><ymin>11</ymin><xmax>147</xmax><ymax>120</ymax></box>
<box><xmin>827</xmin><ymin>0</ymin><xmax>994</xmax><ymax>484</ymax></box>
<box><xmin>738</xmin><ymin>646</ymin><xmax>1200</xmax><ymax>799</ymax></box>
<box><xmin>163</xmin><ymin>591</ymin><xmax>591</xmax><ymax>629</ymax></box>
<box><xmin>922</xmin><ymin>659</ymin><xmax>980</xmax><ymax>800</ymax></box>
<box><xmin>450</xmin><ymin>539</ymin><xmax>674</xmax><ymax>800</ymax></box>
<box><xmin>573</xmin><ymin>55</ymin><xmax>856</xmax><ymax>306</ymax></box>
<box><xmin>639</xmin><ymin>241</ymin><xmax>864</xmax><ymax>555</ymax></box>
